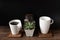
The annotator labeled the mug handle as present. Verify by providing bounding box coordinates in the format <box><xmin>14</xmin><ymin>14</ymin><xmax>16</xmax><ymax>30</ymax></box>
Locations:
<box><xmin>50</xmin><ymin>19</ymin><xmax>54</xmax><ymax>24</ymax></box>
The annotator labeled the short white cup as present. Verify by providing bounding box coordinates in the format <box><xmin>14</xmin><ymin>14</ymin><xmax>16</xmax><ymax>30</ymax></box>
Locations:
<box><xmin>39</xmin><ymin>16</ymin><xmax>54</xmax><ymax>34</ymax></box>
<box><xmin>9</xmin><ymin>19</ymin><xmax>22</xmax><ymax>35</ymax></box>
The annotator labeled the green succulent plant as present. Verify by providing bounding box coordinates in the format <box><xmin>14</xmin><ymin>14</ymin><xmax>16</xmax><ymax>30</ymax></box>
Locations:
<box><xmin>24</xmin><ymin>21</ymin><xmax>35</xmax><ymax>30</ymax></box>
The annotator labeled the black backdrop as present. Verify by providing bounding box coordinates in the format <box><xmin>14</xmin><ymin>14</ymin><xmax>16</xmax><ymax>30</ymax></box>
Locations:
<box><xmin>0</xmin><ymin>0</ymin><xmax>60</xmax><ymax>29</ymax></box>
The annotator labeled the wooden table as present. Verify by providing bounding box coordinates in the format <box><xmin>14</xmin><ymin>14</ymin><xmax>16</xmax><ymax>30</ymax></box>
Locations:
<box><xmin>0</xmin><ymin>26</ymin><xmax>60</xmax><ymax>40</ymax></box>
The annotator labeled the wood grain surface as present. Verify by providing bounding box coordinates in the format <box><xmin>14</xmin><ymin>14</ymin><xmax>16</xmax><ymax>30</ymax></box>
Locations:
<box><xmin>0</xmin><ymin>26</ymin><xmax>60</xmax><ymax>40</ymax></box>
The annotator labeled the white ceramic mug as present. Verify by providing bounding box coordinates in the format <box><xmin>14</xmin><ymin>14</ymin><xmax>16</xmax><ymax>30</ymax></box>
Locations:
<box><xmin>39</xmin><ymin>16</ymin><xmax>54</xmax><ymax>34</ymax></box>
<box><xmin>9</xmin><ymin>19</ymin><xmax>22</xmax><ymax>35</ymax></box>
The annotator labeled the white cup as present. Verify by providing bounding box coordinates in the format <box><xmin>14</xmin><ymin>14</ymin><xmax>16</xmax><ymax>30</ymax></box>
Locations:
<box><xmin>9</xmin><ymin>19</ymin><xmax>22</xmax><ymax>35</ymax></box>
<box><xmin>39</xmin><ymin>16</ymin><xmax>54</xmax><ymax>34</ymax></box>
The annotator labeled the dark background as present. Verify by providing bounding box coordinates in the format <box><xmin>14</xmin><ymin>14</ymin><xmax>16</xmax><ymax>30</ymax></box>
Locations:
<box><xmin>0</xmin><ymin>0</ymin><xmax>59</xmax><ymax>29</ymax></box>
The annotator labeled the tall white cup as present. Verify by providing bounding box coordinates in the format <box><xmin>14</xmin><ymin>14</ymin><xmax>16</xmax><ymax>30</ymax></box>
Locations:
<box><xmin>9</xmin><ymin>19</ymin><xmax>22</xmax><ymax>35</ymax></box>
<box><xmin>39</xmin><ymin>16</ymin><xmax>54</xmax><ymax>34</ymax></box>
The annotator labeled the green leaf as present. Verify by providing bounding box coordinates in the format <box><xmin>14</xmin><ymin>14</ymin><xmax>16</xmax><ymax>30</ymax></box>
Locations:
<box><xmin>24</xmin><ymin>21</ymin><xmax>35</xmax><ymax>30</ymax></box>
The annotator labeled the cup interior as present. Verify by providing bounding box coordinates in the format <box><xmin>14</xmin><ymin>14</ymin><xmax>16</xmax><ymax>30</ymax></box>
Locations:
<box><xmin>10</xmin><ymin>22</ymin><xmax>19</xmax><ymax>25</ymax></box>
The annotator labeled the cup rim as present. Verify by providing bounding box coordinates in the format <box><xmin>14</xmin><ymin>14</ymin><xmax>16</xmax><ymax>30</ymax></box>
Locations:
<box><xmin>39</xmin><ymin>16</ymin><xmax>51</xmax><ymax>21</ymax></box>
<box><xmin>9</xmin><ymin>19</ymin><xmax>21</xmax><ymax>25</ymax></box>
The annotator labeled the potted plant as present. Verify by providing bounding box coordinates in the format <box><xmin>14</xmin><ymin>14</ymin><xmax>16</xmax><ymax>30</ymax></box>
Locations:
<box><xmin>24</xmin><ymin>19</ymin><xmax>35</xmax><ymax>37</ymax></box>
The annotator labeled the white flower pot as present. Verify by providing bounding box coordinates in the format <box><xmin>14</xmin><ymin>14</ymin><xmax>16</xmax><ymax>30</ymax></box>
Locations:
<box><xmin>24</xmin><ymin>29</ymin><xmax>35</xmax><ymax>37</ymax></box>
<box><xmin>9</xmin><ymin>19</ymin><xmax>22</xmax><ymax>35</ymax></box>
<box><xmin>39</xmin><ymin>16</ymin><xmax>54</xmax><ymax>34</ymax></box>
